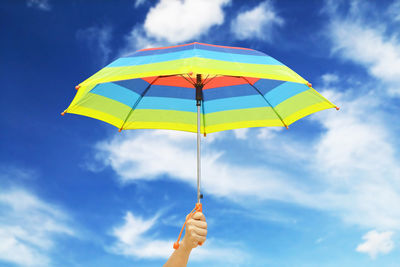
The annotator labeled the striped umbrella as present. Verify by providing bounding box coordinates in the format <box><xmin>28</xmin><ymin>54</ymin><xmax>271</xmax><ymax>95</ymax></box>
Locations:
<box><xmin>62</xmin><ymin>42</ymin><xmax>338</xmax><ymax>247</ymax></box>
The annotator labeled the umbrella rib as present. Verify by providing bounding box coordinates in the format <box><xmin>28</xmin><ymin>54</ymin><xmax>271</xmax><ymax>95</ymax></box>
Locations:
<box><xmin>179</xmin><ymin>74</ymin><xmax>196</xmax><ymax>87</ymax></box>
<box><xmin>202</xmin><ymin>75</ymin><xmax>219</xmax><ymax>86</ymax></box>
<box><xmin>118</xmin><ymin>76</ymin><xmax>161</xmax><ymax>132</ymax></box>
<box><xmin>241</xmin><ymin>77</ymin><xmax>289</xmax><ymax>129</ymax></box>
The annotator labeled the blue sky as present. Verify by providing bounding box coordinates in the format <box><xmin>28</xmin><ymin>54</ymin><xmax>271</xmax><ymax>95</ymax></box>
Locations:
<box><xmin>1</xmin><ymin>0</ymin><xmax>400</xmax><ymax>266</ymax></box>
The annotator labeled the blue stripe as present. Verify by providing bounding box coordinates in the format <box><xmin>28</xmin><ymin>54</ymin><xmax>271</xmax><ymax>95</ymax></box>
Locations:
<box><xmin>264</xmin><ymin>82</ymin><xmax>309</xmax><ymax>107</ymax></box>
<box><xmin>90</xmin><ymin>83</ymin><xmax>140</xmax><ymax>107</ymax></box>
<box><xmin>204</xmin><ymin>84</ymin><xmax>258</xmax><ymax>101</ymax></box>
<box><xmin>136</xmin><ymin>95</ymin><xmax>268</xmax><ymax>113</ymax></box>
<box><xmin>136</xmin><ymin>97</ymin><xmax>196</xmax><ymax>112</ymax></box>
<box><xmin>107</xmin><ymin>49</ymin><xmax>282</xmax><ymax>68</ymax></box>
<box><xmin>145</xmin><ymin>85</ymin><xmax>195</xmax><ymax>99</ymax></box>
<box><xmin>252</xmin><ymin>79</ymin><xmax>286</xmax><ymax>95</ymax></box>
<box><xmin>114</xmin><ymin>78</ymin><xmax>151</xmax><ymax>95</ymax></box>
<box><xmin>90</xmin><ymin>79</ymin><xmax>309</xmax><ymax>112</ymax></box>
<box><xmin>204</xmin><ymin>95</ymin><xmax>268</xmax><ymax>113</ymax></box>
<box><xmin>194</xmin><ymin>43</ymin><xmax>265</xmax><ymax>56</ymax></box>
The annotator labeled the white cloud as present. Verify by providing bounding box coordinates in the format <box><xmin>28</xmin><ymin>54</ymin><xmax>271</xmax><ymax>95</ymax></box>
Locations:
<box><xmin>256</xmin><ymin>127</ymin><xmax>283</xmax><ymax>140</ymax></box>
<box><xmin>76</xmin><ymin>26</ymin><xmax>113</xmax><ymax>66</ymax></box>
<box><xmin>231</xmin><ymin>1</ymin><xmax>283</xmax><ymax>41</ymax></box>
<box><xmin>120</xmin><ymin>26</ymin><xmax>167</xmax><ymax>57</ymax></box>
<box><xmin>232</xmin><ymin>128</ymin><xmax>249</xmax><ymax>139</ymax></box>
<box><xmin>321</xmin><ymin>73</ymin><xmax>339</xmax><ymax>85</ymax></box>
<box><xmin>27</xmin><ymin>0</ymin><xmax>51</xmax><ymax>11</ymax></box>
<box><xmin>326</xmin><ymin>2</ymin><xmax>400</xmax><ymax>96</ymax></box>
<box><xmin>95</xmin><ymin>130</ymin><xmax>308</xmax><ymax>204</ymax></box>
<box><xmin>356</xmin><ymin>230</ymin><xmax>395</xmax><ymax>259</ymax></box>
<box><xmin>90</xmin><ymin>80</ymin><xmax>400</xmax><ymax>232</ymax></box>
<box><xmin>134</xmin><ymin>0</ymin><xmax>147</xmax><ymax>8</ymax></box>
<box><xmin>109</xmin><ymin>210</ymin><xmax>246</xmax><ymax>263</ymax></box>
<box><xmin>0</xmin><ymin>187</ymin><xmax>74</xmax><ymax>267</ymax></box>
<box><xmin>388</xmin><ymin>0</ymin><xmax>400</xmax><ymax>21</ymax></box>
<box><xmin>120</xmin><ymin>0</ymin><xmax>231</xmax><ymax>54</ymax></box>
<box><xmin>143</xmin><ymin>0</ymin><xmax>230</xmax><ymax>43</ymax></box>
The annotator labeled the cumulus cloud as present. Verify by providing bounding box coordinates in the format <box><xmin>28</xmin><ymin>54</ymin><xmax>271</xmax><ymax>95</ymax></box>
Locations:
<box><xmin>119</xmin><ymin>0</ymin><xmax>231</xmax><ymax>55</ymax></box>
<box><xmin>143</xmin><ymin>0</ymin><xmax>230</xmax><ymax>43</ymax></box>
<box><xmin>109</xmin><ymin>210</ymin><xmax>246</xmax><ymax>263</ymax></box>
<box><xmin>94</xmin><ymin>130</ymin><xmax>308</xmax><ymax>204</ymax></box>
<box><xmin>0</xmin><ymin>187</ymin><xmax>74</xmax><ymax>266</ymax></box>
<box><xmin>27</xmin><ymin>0</ymin><xmax>51</xmax><ymax>11</ymax></box>
<box><xmin>89</xmin><ymin>79</ymin><xmax>400</xmax><ymax>232</ymax></box>
<box><xmin>231</xmin><ymin>1</ymin><xmax>284</xmax><ymax>41</ymax></box>
<box><xmin>356</xmin><ymin>230</ymin><xmax>395</xmax><ymax>259</ymax></box>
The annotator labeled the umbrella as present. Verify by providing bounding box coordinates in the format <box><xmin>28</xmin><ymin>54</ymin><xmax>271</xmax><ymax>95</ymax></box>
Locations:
<box><xmin>62</xmin><ymin>42</ymin><xmax>338</xmax><ymax>248</ymax></box>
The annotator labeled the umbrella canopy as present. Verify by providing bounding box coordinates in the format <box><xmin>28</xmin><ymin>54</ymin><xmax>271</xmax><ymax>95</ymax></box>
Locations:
<box><xmin>62</xmin><ymin>42</ymin><xmax>338</xmax><ymax>134</ymax></box>
<box><xmin>62</xmin><ymin>42</ymin><xmax>338</xmax><ymax>249</ymax></box>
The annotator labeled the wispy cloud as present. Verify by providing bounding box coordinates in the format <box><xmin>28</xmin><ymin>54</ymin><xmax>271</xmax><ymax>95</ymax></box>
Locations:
<box><xmin>0</xmin><ymin>187</ymin><xmax>74</xmax><ymax>266</ymax></box>
<box><xmin>109</xmin><ymin>210</ymin><xmax>246</xmax><ymax>263</ymax></box>
<box><xmin>231</xmin><ymin>1</ymin><xmax>283</xmax><ymax>41</ymax></box>
<box><xmin>356</xmin><ymin>230</ymin><xmax>395</xmax><ymax>259</ymax></box>
<box><xmin>325</xmin><ymin>1</ymin><xmax>400</xmax><ymax>96</ymax></box>
<box><xmin>134</xmin><ymin>0</ymin><xmax>147</xmax><ymax>9</ymax></box>
<box><xmin>90</xmin><ymin>77</ymin><xmax>400</xmax><ymax>233</ymax></box>
<box><xmin>76</xmin><ymin>26</ymin><xmax>113</xmax><ymax>66</ymax></box>
<box><xmin>27</xmin><ymin>0</ymin><xmax>51</xmax><ymax>11</ymax></box>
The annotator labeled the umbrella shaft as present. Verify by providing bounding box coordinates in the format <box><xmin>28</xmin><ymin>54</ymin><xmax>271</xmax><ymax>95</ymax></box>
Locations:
<box><xmin>197</xmin><ymin>104</ymin><xmax>201</xmax><ymax>203</ymax></box>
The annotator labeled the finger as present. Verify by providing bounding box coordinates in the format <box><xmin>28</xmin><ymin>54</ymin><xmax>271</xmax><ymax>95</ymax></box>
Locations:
<box><xmin>186</xmin><ymin>224</ymin><xmax>207</xmax><ymax>238</ymax></box>
<box><xmin>191</xmin><ymin>212</ymin><xmax>205</xmax><ymax>221</ymax></box>
<box><xmin>188</xmin><ymin>219</ymin><xmax>207</xmax><ymax>229</ymax></box>
<box><xmin>192</xmin><ymin>226</ymin><xmax>207</xmax><ymax>237</ymax></box>
<box><xmin>190</xmin><ymin>232</ymin><xmax>207</xmax><ymax>243</ymax></box>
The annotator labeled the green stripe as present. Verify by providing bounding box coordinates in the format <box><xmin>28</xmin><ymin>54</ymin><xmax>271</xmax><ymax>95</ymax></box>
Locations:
<box><xmin>74</xmin><ymin>93</ymin><xmax>131</xmax><ymax>120</ymax></box>
<box><xmin>274</xmin><ymin>89</ymin><xmax>330</xmax><ymax>119</ymax></box>
<box><xmin>126</xmin><ymin>109</ymin><xmax>197</xmax><ymax>125</ymax></box>
<box><xmin>205</xmin><ymin>107</ymin><xmax>278</xmax><ymax>126</ymax></box>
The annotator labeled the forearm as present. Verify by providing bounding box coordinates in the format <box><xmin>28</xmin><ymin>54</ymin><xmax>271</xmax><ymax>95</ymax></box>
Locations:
<box><xmin>163</xmin><ymin>242</ymin><xmax>192</xmax><ymax>267</ymax></box>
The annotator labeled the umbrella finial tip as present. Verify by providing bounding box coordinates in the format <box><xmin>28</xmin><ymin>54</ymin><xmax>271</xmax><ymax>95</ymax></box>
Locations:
<box><xmin>306</xmin><ymin>82</ymin><xmax>312</xmax><ymax>88</ymax></box>
<box><xmin>61</xmin><ymin>111</ymin><xmax>65</xmax><ymax>116</ymax></box>
<box><xmin>285</xmin><ymin>125</ymin><xmax>289</xmax><ymax>130</ymax></box>
<box><xmin>335</xmin><ymin>106</ymin><xmax>340</xmax><ymax>110</ymax></box>
<box><xmin>118</xmin><ymin>128</ymin><xmax>122</xmax><ymax>132</ymax></box>
<box><xmin>173</xmin><ymin>242</ymin><xmax>179</xmax><ymax>249</ymax></box>
<box><xmin>75</xmin><ymin>85</ymin><xmax>81</xmax><ymax>90</ymax></box>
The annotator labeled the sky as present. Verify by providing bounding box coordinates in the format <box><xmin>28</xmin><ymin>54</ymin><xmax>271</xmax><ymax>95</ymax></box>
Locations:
<box><xmin>1</xmin><ymin>0</ymin><xmax>400</xmax><ymax>266</ymax></box>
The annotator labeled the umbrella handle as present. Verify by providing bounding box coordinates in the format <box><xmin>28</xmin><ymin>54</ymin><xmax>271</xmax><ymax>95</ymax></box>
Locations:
<box><xmin>173</xmin><ymin>203</ymin><xmax>203</xmax><ymax>249</ymax></box>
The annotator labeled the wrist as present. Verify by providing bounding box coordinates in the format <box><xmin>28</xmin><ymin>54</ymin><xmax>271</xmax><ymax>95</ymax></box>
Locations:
<box><xmin>181</xmin><ymin>237</ymin><xmax>193</xmax><ymax>253</ymax></box>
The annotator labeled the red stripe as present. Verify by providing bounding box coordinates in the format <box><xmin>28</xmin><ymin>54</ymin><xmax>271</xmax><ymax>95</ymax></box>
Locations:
<box><xmin>204</xmin><ymin>76</ymin><xmax>259</xmax><ymax>89</ymax></box>
<box><xmin>141</xmin><ymin>75</ymin><xmax>260</xmax><ymax>89</ymax></box>
<box><xmin>137</xmin><ymin>42</ymin><xmax>254</xmax><ymax>52</ymax></box>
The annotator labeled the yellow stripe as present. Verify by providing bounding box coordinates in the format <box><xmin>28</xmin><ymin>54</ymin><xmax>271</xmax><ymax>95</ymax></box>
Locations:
<box><xmin>205</xmin><ymin>119</ymin><xmax>284</xmax><ymax>133</ymax></box>
<box><xmin>66</xmin><ymin>105</ymin><xmax>123</xmax><ymax>128</ymax></box>
<box><xmin>123</xmin><ymin>121</ymin><xmax>198</xmax><ymax>133</ymax></box>
<box><xmin>80</xmin><ymin>57</ymin><xmax>308</xmax><ymax>87</ymax></box>
<box><xmin>122</xmin><ymin>119</ymin><xmax>284</xmax><ymax>134</ymax></box>
<box><xmin>284</xmin><ymin>102</ymin><xmax>336</xmax><ymax>125</ymax></box>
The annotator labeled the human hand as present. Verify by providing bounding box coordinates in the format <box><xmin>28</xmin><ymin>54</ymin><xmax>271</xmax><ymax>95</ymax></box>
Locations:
<box><xmin>182</xmin><ymin>212</ymin><xmax>207</xmax><ymax>249</ymax></box>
